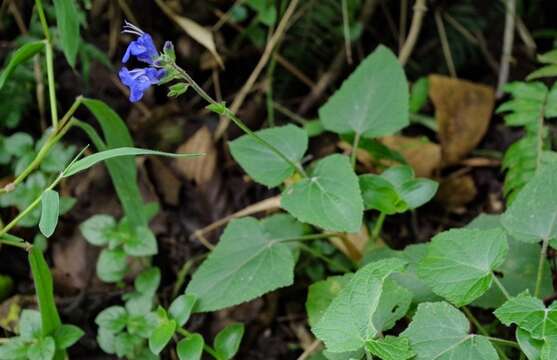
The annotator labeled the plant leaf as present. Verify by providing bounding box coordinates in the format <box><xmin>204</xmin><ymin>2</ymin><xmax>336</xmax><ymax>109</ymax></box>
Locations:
<box><xmin>123</xmin><ymin>225</ymin><xmax>158</xmax><ymax>256</ymax></box>
<box><xmin>372</xmin><ymin>279</ymin><xmax>413</xmax><ymax>333</ymax></box>
<box><xmin>319</xmin><ymin>45</ymin><xmax>408</xmax><ymax>138</ymax></box>
<box><xmin>134</xmin><ymin>267</ymin><xmax>161</xmax><ymax>296</ymax></box>
<box><xmin>186</xmin><ymin>214</ymin><xmax>304</xmax><ymax>312</ymax></box>
<box><xmin>0</xmin><ymin>337</ymin><xmax>27</xmax><ymax>359</ymax></box>
<box><xmin>418</xmin><ymin>228</ymin><xmax>508</xmax><ymax>306</ymax></box>
<box><xmin>169</xmin><ymin>294</ymin><xmax>197</xmax><ymax>327</ymax></box>
<box><xmin>39</xmin><ymin>190</ymin><xmax>60</xmax><ymax>238</ymax></box>
<box><xmin>149</xmin><ymin>319</ymin><xmax>177</xmax><ymax>355</ymax></box>
<box><xmin>63</xmin><ymin>147</ymin><xmax>201</xmax><ymax>177</ymax></box>
<box><xmin>229</xmin><ymin>125</ymin><xmax>308</xmax><ymax>187</ymax></box>
<box><xmin>20</xmin><ymin>309</ymin><xmax>42</xmax><ymax>340</ymax></box>
<box><xmin>95</xmin><ymin>306</ymin><xmax>128</xmax><ymax>333</ymax></box>
<box><xmin>0</xmin><ymin>41</ymin><xmax>44</xmax><ymax>90</ymax></box>
<box><xmin>281</xmin><ymin>154</ymin><xmax>363</xmax><ymax>232</ymax></box>
<box><xmin>501</xmin><ymin>163</ymin><xmax>557</xmax><ymax>242</ymax></box>
<box><xmin>177</xmin><ymin>334</ymin><xmax>204</xmax><ymax>360</ymax></box>
<box><xmin>312</xmin><ymin>258</ymin><xmax>407</xmax><ymax>353</ymax></box>
<box><xmin>53</xmin><ymin>0</ymin><xmax>80</xmax><ymax>67</ymax></box>
<box><xmin>366</xmin><ymin>336</ymin><xmax>414</xmax><ymax>360</ymax></box>
<box><xmin>79</xmin><ymin>215</ymin><xmax>116</xmax><ymax>246</ymax></box>
<box><xmin>28</xmin><ymin>247</ymin><xmax>62</xmax><ymax>336</ymax></box>
<box><xmin>214</xmin><ymin>323</ymin><xmax>245</xmax><ymax>360</ymax></box>
<box><xmin>53</xmin><ymin>324</ymin><xmax>84</xmax><ymax>349</ymax></box>
<box><xmin>401</xmin><ymin>302</ymin><xmax>498</xmax><ymax>360</ymax></box>
<box><xmin>468</xmin><ymin>214</ymin><xmax>553</xmax><ymax>309</ymax></box>
<box><xmin>27</xmin><ymin>336</ymin><xmax>55</xmax><ymax>360</ymax></box>
<box><xmin>516</xmin><ymin>328</ymin><xmax>543</xmax><ymax>360</ymax></box>
<box><xmin>96</xmin><ymin>248</ymin><xmax>127</xmax><ymax>283</ymax></box>
<box><xmin>306</xmin><ymin>274</ymin><xmax>353</xmax><ymax>328</ymax></box>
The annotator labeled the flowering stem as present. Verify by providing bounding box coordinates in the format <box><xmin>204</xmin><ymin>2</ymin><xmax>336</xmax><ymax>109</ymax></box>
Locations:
<box><xmin>171</xmin><ymin>63</ymin><xmax>307</xmax><ymax>178</ymax></box>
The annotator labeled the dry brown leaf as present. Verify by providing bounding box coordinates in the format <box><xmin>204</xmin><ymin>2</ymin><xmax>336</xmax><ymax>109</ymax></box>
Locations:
<box><xmin>149</xmin><ymin>158</ymin><xmax>181</xmax><ymax>206</ymax></box>
<box><xmin>174</xmin><ymin>126</ymin><xmax>217</xmax><ymax>185</ymax></box>
<box><xmin>52</xmin><ymin>233</ymin><xmax>96</xmax><ymax>292</ymax></box>
<box><xmin>381</xmin><ymin>135</ymin><xmax>442</xmax><ymax>178</ymax></box>
<box><xmin>155</xmin><ymin>0</ymin><xmax>223</xmax><ymax>67</ymax></box>
<box><xmin>429</xmin><ymin>75</ymin><xmax>495</xmax><ymax>165</ymax></box>
<box><xmin>330</xmin><ymin>225</ymin><xmax>369</xmax><ymax>262</ymax></box>
<box><xmin>435</xmin><ymin>174</ymin><xmax>477</xmax><ymax>209</ymax></box>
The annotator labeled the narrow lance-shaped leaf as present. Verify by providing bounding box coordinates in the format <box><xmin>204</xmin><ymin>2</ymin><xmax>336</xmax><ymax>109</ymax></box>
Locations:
<box><xmin>0</xmin><ymin>41</ymin><xmax>44</xmax><ymax>90</ymax></box>
<box><xmin>63</xmin><ymin>147</ymin><xmax>202</xmax><ymax>177</ymax></box>
<box><xmin>418</xmin><ymin>228</ymin><xmax>508</xmax><ymax>306</ymax></box>
<box><xmin>53</xmin><ymin>0</ymin><xmax>80</xmax><ymax>67</ymax></box>
<box><xmin>401</xmin><ymin>302</ymin><xmax>499</xmax><ymax>360</ymax></box>
<box><xmin>39</xmin><ymin>190</ymin><xmax>60</xmax><ymax>238</ymax></box>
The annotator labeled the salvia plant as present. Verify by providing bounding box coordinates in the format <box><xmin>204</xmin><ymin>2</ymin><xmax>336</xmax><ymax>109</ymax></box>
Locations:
<box><xmin>2</xmin><ymin>1</ymin><xmax>557</xmax><ymax>360</ymax></box>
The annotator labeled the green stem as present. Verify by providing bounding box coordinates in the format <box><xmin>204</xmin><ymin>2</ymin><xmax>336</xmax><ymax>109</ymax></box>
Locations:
<box><xmin>371</xmin><ymin>212</ymin><xmax>386</xmax><ymax>242</ymax></box>
<box><xmin>492</xmin><ymin>273</ymin><xmax>511</xmax><ymax>300</ymax></box>
<box><xmin>176</xmin><ymin>328</ymin><xmax>220</xmax><ymax>359</ymax></box>
<box><xmin>535</xmin><ymin>237</ymin><xmax>550</xmax><ymax>298</ymax></box>
<box><xmin>45</xmin><ymin>41</ymin><xmax>58</xmax><ymax>128</ymax></box>
<box><xmin>34</xmin><ymin>0</ymin><xmax>51</xmax><ymax>43</ymax></box>
<box><xmin>0</xmin><ymin>237</ymin><xmax>32</xmax><ymax>250</ymax></box>
<box><xmin>350</xmin><ymin>132</ymin><xmax>361</xmax><ymax>169</ymax></box>
<box><xmin>298</xmin><ymin>243</ymin><xmax>352</xmax><ymax>273</ymax></box>
<box><xmin>278</xmin><ymin>232</ymin><xmax>343</xmax><ymax>243</ymax></box>
<box><xmin>485</xmin><ymin>336</ymin><xmax>521</xmax><ymax>349</ymax></box>
<box><xmin>1</xmin><ymin>98</ymin><xmax>81</xmax><ymax>194</ymax></box>
<box><xmin>171</xmin><ymin>63</ymin><xmax>307</xmax><ymax>178</ymax></box>
<box><xmin>463</xmin><ymin>307</ymin><xmax>510</xmax><ymax>360</ymax></box>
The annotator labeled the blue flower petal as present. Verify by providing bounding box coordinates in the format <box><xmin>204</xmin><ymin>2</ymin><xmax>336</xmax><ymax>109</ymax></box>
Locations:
<box><xmin>118</xmin><ymin>66</ymin><xmax>165</xmax><ymax>103</ymax></box>
<box><xmin>122</xmin><ymin>33</ymin><xmax>159</xmax><ymax>64</ymax></box>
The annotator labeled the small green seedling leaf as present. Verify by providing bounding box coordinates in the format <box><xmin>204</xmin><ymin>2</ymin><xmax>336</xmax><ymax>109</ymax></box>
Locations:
<box><xmin>360</xmin><ymin>165</ymin><xmax>438</xmax><ymax>214</ymax></box>
<box><xmin>214</xmin><ymin>323</ymin><xmax>245</xmax><ymax>360</ymax></box>
<box><xmin>186</xmin><ymin>214</ymin><xmax>304</xmax><ymax>312</ymax></box>
<box><xmin>418</xmin><ymin>228</ymin><xmax>508</xmax><ymax>306</ymax></box>
<box><xmin>502</xmin><ymin>163</ymin><xmax>557</xmax><ymax>242</ymax></box>
<box><xmin>177</xmin><ymin>334</ymin><xmax>204</xmax><ymax>360</ymax></box>
<box><xmin>169</xmin><ymin>294</ymin><xmax>197</xmax><ymax>327</ymax></box>
<box><xmin>126</xmin><ymin>313</ymin><xmax>158</xmax><ymax>338</ymax></box>
<box><xmin>63</xmin><ymin>147</ymin><xmax>202</xmax><ymax>177</ymax></box>
<box><xmin>281</xmin><ymin>154</ymin><xmax>363</xmax><ymax>232</ymax></box>
<box><xmin>97</xmin><ymin>327</ymin><xmax>116</xmax><ymax>354</ymax></box>
<box><xmin>319</xmin><ymin>45</ymin><xmax>409</xmax><ymax>138</ymax></box>
<box><xmin>312</xmin><ymin>258</ymin><xmax>407</xmax><ymax>353</ymax></box>
<box><xmin>409</xmin><ymin>77</ymin><xmax>429</xmax><ymax>114</ymax></box>
<box><xmin>134</xmin><ymin>267</ymin><xmax>161</xmax><ymax>296</ymax></box>
<box><xmin>53</xmin><ymin>324</ymin><xmax>84</xmax><ymax>349</ymax></box>
<box><xmin>95</xmin><ymin>306</ymin><xmax>128</xmax><ymax>333</ymax></box>
<box><xmin>0</xmin><ymin>41</ymin><xmax>44</xmax><ymax>90</ymax></box>
<box><xmin>27</xmin><ymin>336</ymin><xmax>55</xmax><ymax>360</ymax></box>
<box><xmin>96</xmin><ymin>248</ymin><xmax>127</xmax><ymax>283</ymax></box>
<box><xmin>366</xmin><ymin>336</ymin><xmax>414</xmax><ymax>360</ymax></box>
<box><xmin>80</xmin><ymin>215</ymin><xmax>116</xmax><ymax>246</ymax></box>
<box><xmin>39</xmin><ymin>190</ymin><xmax>60</xmax><ymax>238</ymax></box>
<box><xmin>20</xmin><ymin>309</ymin><xmax>42</xmax><ymax>340</ymax></box>
<box><xmin>149</xmin><ymin>319</ymin><xmax>177</xmax><ymax>355</ymax></box>
<box><xmin>115</xmin><ymin>332</ymin><xmax>142</xmax><ymax>358</ymax></box>
<box><xmin>123</xmin><ymin>225</ymin><xmax>158</xmax><ymax>256</ymax></box>
<box><xmin>401</xmin><ymin>302</ymin><xmax>498</xmax><ymax>360</ymax></box>
<box><xmin>0</xmin><ymin>338</ymin><xmax>27</xmax><ymax>359</ymax></box>
<box><xmin>229</xmin><ymin>125</ymin><xmax>308</xmax><ymax>187</ymax></box>
<box><xmin>53</xmin><ymin>0</ymin><xmax>80</xmax><ymax>67</ymax></box>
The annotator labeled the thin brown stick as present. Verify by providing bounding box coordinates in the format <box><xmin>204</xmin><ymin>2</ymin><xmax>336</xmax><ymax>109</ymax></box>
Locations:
<box><xmin>214</xmin><ymin>0</ymin><xmax>301</xmax><ymax>139</ymax></box>
<box><xmin>496</xmin><ymin>0</ymin><xmax>517</xmax><ymax>97</ymax></box>
<box><xmin>398</xmin><ymin>0</ymin><xmax>427</xmax><ymax>65</ymax></box>
<box><xmin>434</xmin><ymin>9</ymin><xmax>457</xmax><ymax>78</ymax></box>
<box><xmin>296</xmin><ymin>340</ymin><xmax>322</xmax><ymax>360</ymax></box>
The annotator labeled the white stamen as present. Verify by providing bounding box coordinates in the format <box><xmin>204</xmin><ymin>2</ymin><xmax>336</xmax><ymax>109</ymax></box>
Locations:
<box><xmin>122</xmin><ymin>20</ymin><xmax>144</xmax><ymax>36</ymax></box>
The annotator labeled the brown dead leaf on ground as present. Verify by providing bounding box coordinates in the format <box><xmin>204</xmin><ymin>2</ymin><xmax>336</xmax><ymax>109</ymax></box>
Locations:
<box><xmin>381</xmin><ymin>136</ymin><xmax>442</xmax><ymax>178</ymax></box>
<box><xmin>174</xmin><ymin>126</ymin><xmax>217</xmax><ymax>185</ymax></box>
<box><xmin>53</xmin><ymin>233</ymin><xmax>96</xmax><ymax>293</ymax></box>
<box><xmin>429</xmin><ymin>75</ymin><xmax>495</xmax><ymax>165</ymax></box>
<box><xmin>148</xmin><ymin>158</ymin><xmax>182</xmax><ymax>206</ymax></box>
<box><xmin>435</xmin><ymin>174</ymin><xmax>478</xmax><ymax>209</ymax></box>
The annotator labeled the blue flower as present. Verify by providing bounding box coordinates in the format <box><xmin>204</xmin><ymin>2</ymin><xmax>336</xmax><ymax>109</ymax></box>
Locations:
<box><xmin>119</xmin><ymin>67</ymin><xmax>165</xmax><ymax>102</ymax></box>
<box><xmin>121</xmin><ymin>21</ymin><xmax>159</xmax><ymax>64</ymax></box>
